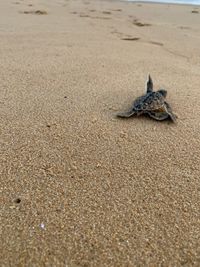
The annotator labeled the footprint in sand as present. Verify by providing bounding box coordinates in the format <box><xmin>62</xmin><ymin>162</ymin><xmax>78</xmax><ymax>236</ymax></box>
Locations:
<box><xmin>179</xmin><ymin>26</ymin><xmax>190</xmax><ymax>30</ymax></box>
<box><xmin>21</xmin><ymin>10</ymin><xmax>48</xmax><ymax>15</ymax></box>
<box><xmin>102</xmin><ymin>11</ymin><xmax>112</xmax><ymax>15</ymax></box>
<box><xmin>79</xmin><ymin>14</ymin><xmax>89</xmax><ymax>17</ymax></box>
<box><xmin>148</xmin><ymin>41</ymin><xmax>163</xmax><ymax>46</ymax></box>
<box><xmin>121</xmin><ymin>37</ymin><xmax>140</xmax><ymax>41</ymax></box>
<box><xmin>133</xmin><ymin>19</ymin><xmax>151</xmax><ymax>27</ymax></box>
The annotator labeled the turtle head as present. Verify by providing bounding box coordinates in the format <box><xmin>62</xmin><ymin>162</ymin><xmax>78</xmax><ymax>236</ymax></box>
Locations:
<box><xmin>158</xmin><ymin>89</ymin><xmax>167</xmax><ymax>98</ymax></box>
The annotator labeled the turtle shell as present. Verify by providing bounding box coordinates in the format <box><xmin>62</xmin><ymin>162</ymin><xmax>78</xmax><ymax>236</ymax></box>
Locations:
<box><xmin>133</xmin><ymin>91</ymin><xmax>165</xmax><ymax>112</ymax></box>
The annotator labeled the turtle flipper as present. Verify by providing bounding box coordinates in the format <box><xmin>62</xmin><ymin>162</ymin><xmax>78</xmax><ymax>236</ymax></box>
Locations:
<box><xmin>116</xmin><ymin>109</ymin><xmax>136</xmax><ymax>118</ymax></box>
<box><xmin>163</xmin><ymin>102</ymin><xmax>177</xmax><ymax>122</ymax></box>
<box><xmin>168</xmin><ymin>112</ymin><xmax>177</xmax><ymax>122</ymax></box>
<box><xmin>146</xmin><ymin>74</ymin><xmax>153</xmax><ymax>93</ymax></box>
<box><xmin>147</xmin><ymin>111</ymin><xmax>169</xmax><ymax>121</ymax></box>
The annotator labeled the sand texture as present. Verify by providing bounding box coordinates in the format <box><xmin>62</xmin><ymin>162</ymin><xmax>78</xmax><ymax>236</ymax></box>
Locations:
<box><xmin>1</xmin><ymin>0</ymin><xmax>200</xmax><ymax>266</ymax></box>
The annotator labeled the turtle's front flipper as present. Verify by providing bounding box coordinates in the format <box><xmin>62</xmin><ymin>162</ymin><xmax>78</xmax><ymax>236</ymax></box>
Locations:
<box><xmin>116</xmin><ymin>109</ymin><xmax>136</xmax><ymax>118</ymax></box>
<box><xmin>147</xmin><ymin>111</ymin><xmax>169</xmax><ymax>121</ymax></box>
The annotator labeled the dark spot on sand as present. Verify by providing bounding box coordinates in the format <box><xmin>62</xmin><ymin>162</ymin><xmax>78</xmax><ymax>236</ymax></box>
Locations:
<box><xmin>33</xmin><ymin>10</ymin><xmax>47</xmax><ymax>15</ymax></box>
<box><xmin>121</xmin><ymin>37</ymin><xmax>140</xmax><ymax>41</ymax></box>
<box><xmin>55</xmin><ymin>209</ymin><xmax>62</xmax><ymax>213</ymax></box>
<box><xmin>191</xmin><ymin>10</ymin><xmax>199</xmax><ymax>13</ymax></box>
<box><xmin>133</xmin><ymin>19</ymin><xmax>151</xmax><ymax>27</ymax></box>
<box><xmin>14</xmin><ymin>198</ymin><xmax>21</xmax><ymax>204</ymax></box>
<box><xmin>79</xmin><ymin>14</ymin><xmax>89</xmax><ymax>18</ymax></box>
<box><xmin>89</xmin><ymin>9</ymin><xmax>96</xmax><ymax>12</ymax></box>
<box><xmin>22</xmin><ymin>10</ymin><xmax>48</xmax><ymax>15</ymax></box>
<box><xmin>64</xmin><ymin>96</ymin><xmax>67</xmax><ymax>99</ymax></box>
<box><xmin>148</xmin><ymin>41</ymin><xmax>163</xmax><ymax>46</ymax></box>
<box><xmin>46</xmin><ymin>124</ymin><xmax>51</xmax><ymax>128</ymax></box>
<box><xmin>102</xmin><ymin>11</ymin><xmax>111</xmax><ymax>15</ymax></box>
<box><xmin>71</xmin><ymin>11</ymin><xmax>77</xmax><ymax>14</ymax></box>
<box><xmin>111</xmin><ymin>9</ymin><xmax>122</xmax><ymax>12</ymax></box>
<box><xmin>91</xmin><ymin>16</ymin><xmax>111</xmax><ymax>20</ymax></box>
<box><xmin>179</xmin><ymin>26</ymin><xmax>190</xmax><ymax>29</ymax></box>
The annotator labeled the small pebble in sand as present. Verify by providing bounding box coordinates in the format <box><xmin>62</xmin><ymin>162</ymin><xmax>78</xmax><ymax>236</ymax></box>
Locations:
<box><xmin>9</xmin><ymin>206</ymin><xmax>16</xmax><ymax>209</ymax></box>
<box><xmin>120</xmin><ymin>131</ymin><xmax>127</xmax><ymax>138</ymax></box>
<box><xmin>40</xmin><ymin>223</ymin><xmax>45</xmax><ymax>229</ymax></box>
<box><xmin>71</xmin><ymin>164</ymin><xmax>77</xmax><ymax>171</ymax></box>
<box><xmin>91</xmin><ymin>117</ymin><xmax>97</xmax><ymax>123</ymax></box>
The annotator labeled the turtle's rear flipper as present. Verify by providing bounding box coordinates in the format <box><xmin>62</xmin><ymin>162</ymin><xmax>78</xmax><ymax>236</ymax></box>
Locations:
<box><xmin>163</xmin><ymin>102</ymin><xmax>177</xmax><ymax>122</ymax></box>
<box><xmin>168</xmin><ymin>113</ymin><xmax>177</xmax><ymax>122</ymax></box>
<box><xmin>116</xmin><ymin>109</ymin><xmax>136</xmax><ymax>118</ymax></box>
<box><xmin>146</xmin><ymin>74</ymin><xmax>153</xmax><ymax>93</ymax></box>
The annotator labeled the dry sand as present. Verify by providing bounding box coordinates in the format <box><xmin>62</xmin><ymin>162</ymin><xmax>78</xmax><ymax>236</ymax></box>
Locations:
<box><xmin>1</xmin><ymin>0</ymin><xmax>200</xmax><ymax>266</ymax></box>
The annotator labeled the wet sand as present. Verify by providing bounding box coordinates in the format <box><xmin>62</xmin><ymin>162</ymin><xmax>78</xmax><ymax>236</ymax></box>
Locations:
<box><xmin>1</xmin><ymin>0</ymin><xmax>200</xmax><ymax>266</ymax></box>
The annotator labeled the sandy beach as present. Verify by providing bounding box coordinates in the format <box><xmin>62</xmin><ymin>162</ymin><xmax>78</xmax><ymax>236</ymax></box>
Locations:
<box><xmin>1</xmin><ymin>0</ymin><xmax>200</xmax><ymax>266</ymax></box>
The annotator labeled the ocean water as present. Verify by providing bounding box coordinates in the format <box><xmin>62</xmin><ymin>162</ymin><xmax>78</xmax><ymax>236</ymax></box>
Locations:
<box><xmin>127</xmin><ymin>0</ymin><xmax>200</xmax><ymax>5</ymax></box>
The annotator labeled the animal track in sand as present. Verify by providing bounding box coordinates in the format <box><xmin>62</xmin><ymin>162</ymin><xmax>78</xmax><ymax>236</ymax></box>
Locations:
<box><xmin>163</xmin><ymin>47</ymin><xmax>189</xmax><ymax>59</ymax></box>
<box><xmin>120</xmin><ymin>35</ymin><xmax>187</xmax><ymax>59</ymax></box>
<box><xmin>112</xmin><ymin>28</ymin><xmax>162</xmax><ymax>46</ymax></box>
<box><xmin>121</xmin><ymin>37</ymin><xmax>163</xmax><ymax>46</ymax></box>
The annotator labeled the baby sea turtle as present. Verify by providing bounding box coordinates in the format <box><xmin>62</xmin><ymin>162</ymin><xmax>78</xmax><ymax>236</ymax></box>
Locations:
<box><xmin>117</xmin><ymin>75</ymin><xmax>177</xmax><ymax>122</ymax></box>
